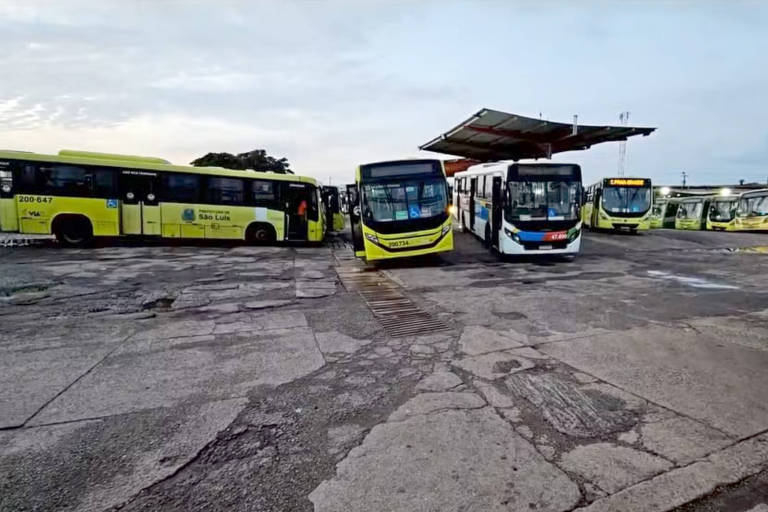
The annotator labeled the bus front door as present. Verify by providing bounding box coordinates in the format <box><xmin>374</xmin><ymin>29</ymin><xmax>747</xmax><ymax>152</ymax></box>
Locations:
<box><xmin>120</xmin><ymin>171</ymin><xmax>160</xmax><ymax>236</ymax></box>
<box><xmin>346</xmin><ymin>184</ymin><xmax>365</xmax><ymax>257</ymax></box>
<box><xmin>491</xmin><ymin>176</ymin><xmax>502</xmax><ymax>248</ymax></box>
<box><xmin>591</xmin><ymin>189</ymin><xmax>601</xmax><ymax>228</ymax></box>
<box><xmin>469</xmin><ymin>178</ymin><xmax>476</xmax><ymax>230</ymax></box>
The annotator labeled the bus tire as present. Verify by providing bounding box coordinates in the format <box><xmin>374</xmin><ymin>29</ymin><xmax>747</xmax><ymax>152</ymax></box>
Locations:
<box><xmin>484</xmin><ymin>224</ymin><xmax>492</xmax><ymax>249</ymax></box>
<box><xmin>53</xmin><ymin>215</ymin><xmax>93</xmax><ymax>247</ymax></box>
<box><xmin>246</xmin><ymin>223</ymin><xmax>276</xmax><ymax>244</ymax></box>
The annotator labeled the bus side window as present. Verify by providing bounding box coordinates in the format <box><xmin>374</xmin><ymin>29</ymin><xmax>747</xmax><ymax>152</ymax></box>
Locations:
<box><xmin>19</xmin><ymin>164</ymin><xmax>38</xmax><ymax>193</ymax></box>
<box><xmin>162</xmin><ymin>173</ymin><xmax>201</xmax><ymax>203</ymax></box>
<box><xmin>38</xmin><ymin>164</ymin><xmax>93</xmax><ymax>197</ymax></box>
<box><xmin>251</xmin><ymin>180</ymin><xmax>277</xmax><ymax>209</ymax></box>
<box><xmin>205</xmin><ymin>176</ymin><xmax>245</xmax><ymax>205</ymax></box>
<box><xmin>94</xmin><ymin>168</ymin><xmax>118</xmax><ymax>198</ymax></box>
<box><xmin>484</xmin><ymin>176</ymin><xmax>493</xmax><ymax>198</ymax></box>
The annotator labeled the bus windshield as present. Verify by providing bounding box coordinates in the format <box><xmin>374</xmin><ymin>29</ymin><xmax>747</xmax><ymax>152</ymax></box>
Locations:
<box><xmin>602</xmin><ymin>186</ymin><xmax>651</xmax><ymax>214</ymax></box>
<box><xmin>710</xmin><ymin>200</ymin><xmax>737</xmax><ymax>221</ymax></box>
<box><xmin>362</xmin><ymin>178</ymin><xmax>447</xmax><ymax>222</ymax></box>
<box><xmin>506</xmin><ymin>181</ymin><xmax>581</xmax><ymax>221</ymax></box>
<box><xmin>738</xmin><ymin>194</ymin><xmax>768</xmax><ymax>217</ymax></box>
<box><xmin>678</xmin><ymin>201</ymin><xmax>703</xmax><ymax>220</ymax></box>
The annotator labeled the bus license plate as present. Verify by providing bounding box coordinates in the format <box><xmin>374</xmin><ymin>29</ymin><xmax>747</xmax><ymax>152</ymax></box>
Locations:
<box><xmin>539</xmin><ymin>244</ymin><xmax>552</xmax><ymax>250</ymax></box>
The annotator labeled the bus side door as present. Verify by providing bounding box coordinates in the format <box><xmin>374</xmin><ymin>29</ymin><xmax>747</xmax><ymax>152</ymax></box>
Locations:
<box><xmin>346</xmin><ymin>184</ymin><xmax>365</xmax><ymax>256</ymax></box>
<box><xmin>120</xmin><ymin>171</ymin><xmax>160</xmax><ymax>236</ymax></box>
<box><xmin>469</xmin><ymin>177</ymin><xmax>476</xmax><ymax>230</ymax></box>
<box><xmin>491</xmin><ymin>176</ymin><xmax>502</xmax><ymax>248</ymax></box>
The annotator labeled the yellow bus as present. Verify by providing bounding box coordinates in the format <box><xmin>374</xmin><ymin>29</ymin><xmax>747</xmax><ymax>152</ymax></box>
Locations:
<box><xmin>734</xmin><ymin>188</ymin><xmax>768</xmax><ymax>231</ymax></box>
<box><xmin>0</xmin><ymin>149</ymin><xmax>325</xmax><ymax>246</ymax></box>
<box><xmin>649</xmin><ymin>197</ymin><xmax>680</xmax><ymax>229</ymax></box>
<box><xmin>675</xmin><ymin>196</ymin><xmax>712</xmax><ymax>230</ymax></box>
<box><xmin>706</xmin><ymin>194</ymin><xmax>739</xmax><ymax>231</ymax></box>
<box><xmin>346</xmin><ymin>159</ymin><xmax>453</xmax><ymax>261</ymax></box>
<box><xmin>582</xmin><ymin>177</ymin><xmax>653</xmax><ymax>233</ymax></box>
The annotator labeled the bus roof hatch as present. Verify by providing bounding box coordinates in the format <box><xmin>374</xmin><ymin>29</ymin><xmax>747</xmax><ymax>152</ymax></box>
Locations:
<box><xmin>419</xmin><ymin>108</ymin><xmax>656</xmax><ymax>162</ymax></box>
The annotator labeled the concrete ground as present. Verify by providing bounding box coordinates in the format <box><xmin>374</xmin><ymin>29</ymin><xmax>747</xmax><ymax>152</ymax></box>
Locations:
<box><xmin>1</xmin><ymin>228</ymin><xmax>767</xmax><ymax>511</ymax></box>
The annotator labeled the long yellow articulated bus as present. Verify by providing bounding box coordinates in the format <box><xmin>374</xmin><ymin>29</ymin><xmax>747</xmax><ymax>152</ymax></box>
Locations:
<box><xmin>0</xmin><ymin>149</ymin><xmax>325</xmax><ymax>246</ymax></box>
<box><xmin>346</xmin><ymin>159</ymin><xmax>453</xmax><ymax>261</ymax></box>
<box><xmin>734</xmin><ymin>188</ymin><xmax>768</xmax><ymax>231</ymax></box>
<box><xmin>706</xmin><ymin>194</ymin><xmax>739</xmax><ymax>231</ymax></box>
<box><xmin>582</xmin><ymin>177</ymin><xmax>653</xmax><ymax>233</ymax></box>
<box><xmin>675</xmin><ymin>196</ymin><xmax>713</xmax><ymax>230</ymax></box>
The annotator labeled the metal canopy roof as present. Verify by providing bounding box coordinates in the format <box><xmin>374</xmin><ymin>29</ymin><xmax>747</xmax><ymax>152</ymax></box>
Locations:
<box><xmin>419</xmin><ymin>108</ymin><xmax>656</xmax><ymax>162</ymax></box>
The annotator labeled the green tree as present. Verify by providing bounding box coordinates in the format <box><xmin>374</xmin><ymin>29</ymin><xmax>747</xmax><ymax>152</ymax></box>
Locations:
<box><xmin>191</xmin><ymin>149</ymin><xmax>292</xmax><ymax>174</ymax></box>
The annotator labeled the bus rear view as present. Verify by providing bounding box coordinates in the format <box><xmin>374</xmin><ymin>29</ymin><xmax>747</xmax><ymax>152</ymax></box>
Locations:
<box><xmin>347</xmin><ymin>159</ymin><xmax>453</xmax><ymax>261</ymax></box>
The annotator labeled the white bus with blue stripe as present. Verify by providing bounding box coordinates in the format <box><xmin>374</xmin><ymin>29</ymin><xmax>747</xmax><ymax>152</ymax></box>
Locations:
<box><xmin>454</xmin><ymin>162</ymin><xmax>583</xmax><ymax>256</ymax></box>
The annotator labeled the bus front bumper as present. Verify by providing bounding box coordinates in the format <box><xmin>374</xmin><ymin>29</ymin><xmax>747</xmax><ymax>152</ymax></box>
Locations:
<box><xmin>362</xmin><ymin>223</ymin><xmax>454</xmax><ymax>261</ymax></box>
<box><xmin>500</xmin><ymin>225</ymin><xmax>581</xmax><ymax>255</ymax></box>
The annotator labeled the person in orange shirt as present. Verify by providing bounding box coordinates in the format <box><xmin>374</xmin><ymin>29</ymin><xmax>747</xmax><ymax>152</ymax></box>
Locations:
<box><xmin>297</xmin><ymin>199</ymin><xmax>308</xmax><ymax>218</ymax></box>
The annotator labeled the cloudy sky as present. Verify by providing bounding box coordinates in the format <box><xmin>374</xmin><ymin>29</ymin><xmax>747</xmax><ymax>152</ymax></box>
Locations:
<box><xmin>1</xmin><ymin>1</ymin><xmax>767</xmax><ymax>186</ymax></box>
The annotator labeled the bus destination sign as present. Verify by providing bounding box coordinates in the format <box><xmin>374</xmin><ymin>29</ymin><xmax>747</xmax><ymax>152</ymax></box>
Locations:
<box><xmin>608</xmin><ymin>178</ymin><xmax>647</xmax><ymax>187</ymax></box>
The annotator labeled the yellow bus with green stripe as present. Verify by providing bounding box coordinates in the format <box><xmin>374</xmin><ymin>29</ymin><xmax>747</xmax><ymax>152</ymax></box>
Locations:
<box><xmin>582</xmin><ymin>177</ymin><xmax>653</xmax><ymax>233</ymax></box>
<box><xmin>734</xmin><ymin>188</ymin><xmax>768</xmax><ymax>232</ymax></box>
<box><xmin>0</xmin><ymin>149</ymin><xmax>325</xmax><ymax>246</ymax></box>
<box><xmin>346</xmin><ymin>159</ymin><xmax>453</xmax><ymax>261</ymax></box>
<box><xmin>675</xmin><ymin>196</ymin><xmax>712</xmax><ymax>230</ymax></box>
<box><xmin>706</xmin><ymin>194</ymin><xmax>739</xmax><ymax>231</ymax></box>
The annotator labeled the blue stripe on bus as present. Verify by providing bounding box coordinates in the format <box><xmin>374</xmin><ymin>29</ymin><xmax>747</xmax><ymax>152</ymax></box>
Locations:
<box><xmin>517</xmin><ymin>231</ymin><xmax>545</xmax><ymax>242</ymax></box>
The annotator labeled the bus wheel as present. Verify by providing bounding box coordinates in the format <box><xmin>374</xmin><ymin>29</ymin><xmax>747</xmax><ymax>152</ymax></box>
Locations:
<box><xmin>246</xmin><ymin>223</ymin><xmax>276</xmax><ymax>245</ymax></box>
<box><xmin>53</xmin><ymin>215</ymin><xmax>93</xmax><ymax>247</ymax></box>
<box><xmin>484</xmin><ymin>225</ymin><xmax>492</xmax><ymax>249</ymax></box>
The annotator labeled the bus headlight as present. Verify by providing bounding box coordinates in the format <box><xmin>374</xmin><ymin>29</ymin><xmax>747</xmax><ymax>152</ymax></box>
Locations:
<box><xmin>567</xmin><ymin>227</ymin><xmax>580</xmax><ymax>242</ymax></box>
<box><xmin>447</xmin><ymin>205</ymin><xmax>457</xmax><ymax>216</ymax></box>
<box><xmin>599</xmin><ymin>211</ymin><xmax>609</xmax><ymax>220</ymax></box>
<box><xmin>504</xmin><ymin>228</ymin><xmax>520</xmax><ymax>243</ymax></box>
<box><xmin>365</xmin><ymin>233</ymin><xmax>378</xmax><ymax>243</ymax></box>
<box><xmin>441</xmin><ymin>224</ymin><xmax>451</xmax><ymax>236</ymax></box>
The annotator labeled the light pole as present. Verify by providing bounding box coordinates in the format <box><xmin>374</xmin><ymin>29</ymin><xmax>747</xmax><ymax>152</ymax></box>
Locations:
<box><xmin>681</xmin><ymin>171</ymin><xmax>688</xmax><ymax>189</ymax></box>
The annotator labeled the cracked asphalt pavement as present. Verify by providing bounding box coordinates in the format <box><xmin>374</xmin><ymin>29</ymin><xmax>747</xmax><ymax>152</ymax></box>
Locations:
<box><xmin>1</xmin><ymin>228</ymin><xmax>768</xmax><ymax>511</ymax></box>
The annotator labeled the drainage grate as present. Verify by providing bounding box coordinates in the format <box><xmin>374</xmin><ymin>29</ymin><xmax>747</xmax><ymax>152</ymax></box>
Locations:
<box><xmin>335</xmin><ymin>265</ymin><xmax>451</xmax><ymax>337</ymax></box>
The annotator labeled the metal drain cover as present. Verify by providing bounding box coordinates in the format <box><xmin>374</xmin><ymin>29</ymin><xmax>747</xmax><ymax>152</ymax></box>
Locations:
<box><xmin>335</xmin><ymin>265</ymin><xmax>451</xmax><ymax>337</ymax></box>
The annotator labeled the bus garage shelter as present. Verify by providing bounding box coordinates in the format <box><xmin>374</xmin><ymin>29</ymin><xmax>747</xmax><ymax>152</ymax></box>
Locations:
<box><xmin>419</xmin><ymin>108</ymin><xmax>656</xmax><ymax>165</ymax></box>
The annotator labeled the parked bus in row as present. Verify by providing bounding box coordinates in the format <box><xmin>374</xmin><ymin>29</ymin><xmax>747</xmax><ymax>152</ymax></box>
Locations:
<box><xmin>582</xmin><ymin>177</ymin><xmax>653</xmax><ymax>233</ymax></box>
<box><xmin>675</xmin><ymin>196</ymin><xmax>713</xmax><ymax>230</ymax></box>
<box><xmin>0</xmin><ymin>149</ymin><xmax>325</xmax><ymax>246</ymax></box>
<box><xmin>321</xmin><ymin>185</ymin><xmax>346</xmax><ymax>232</ymax></box>
<box><xmin>649</xmin><ymin>197</ymin><xmax>680</xmax><ymax>229</ymax></box>
<box><xmin>706</xmin><ymin>194</ymin><xmax>739</xmax><ymax>231</ymax></box>
<box><xmin>734</xmin><ymin>188</ymin><xmax>768</xmax><ymax>231</ymax></box>
<box><xmin>455</xmin><ymin>162</ymin><xmax>582</xmax><ymax>256</ymax></box>
<box><xmin>346</xmin><ymin>159</ymin><xmax>453</xmax><ymax>261</ymax></box>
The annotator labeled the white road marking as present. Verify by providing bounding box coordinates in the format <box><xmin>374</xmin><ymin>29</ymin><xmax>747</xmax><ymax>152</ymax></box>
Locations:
<box><xmin>646</xmin><ymin>270</ymin><xmax>739</xmax><ymax>290</ymax></box>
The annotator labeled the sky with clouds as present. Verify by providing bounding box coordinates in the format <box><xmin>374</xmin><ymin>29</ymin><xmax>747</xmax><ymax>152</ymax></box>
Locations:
<box><xmin>1</xmin><ymin>0</ymin><xmax>767</xmax><ymax>187</ymax></box>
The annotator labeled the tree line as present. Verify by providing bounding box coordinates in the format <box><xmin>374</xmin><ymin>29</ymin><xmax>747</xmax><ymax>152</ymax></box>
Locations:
<box><xmin>191</xmin><ymin>149</ymin><xmax>292</xmax><ymax>174</ymax></box>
